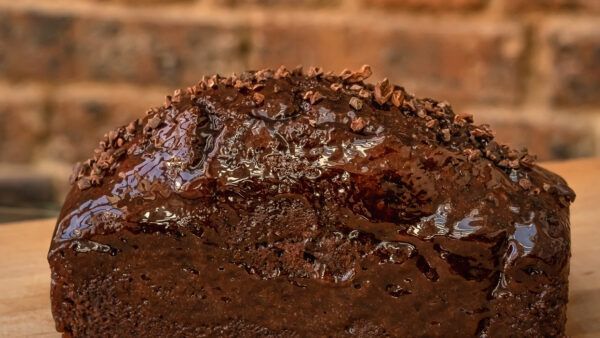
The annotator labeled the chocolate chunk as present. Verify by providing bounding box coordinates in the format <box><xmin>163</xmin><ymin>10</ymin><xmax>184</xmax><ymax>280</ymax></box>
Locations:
<box><xmin>520</xmin><ymin>154</ymin><xmax>536</xmax><ymax>167</ymax></box>
<box><xmin>163</xmin><ymin>95</ymin><xmax>172</xmax><ymax>108</ymax></box>
<box><xmin>255</xmin><ymin>69</ymin><xmax>274</xmax><ymax>82</ymax></box>
<box><xmin>234</xmin><ymin>80</ymin><xmax>247</xmax><ymax>90</ymax></box>
<box><xmin>253</xmin><ymin>92</ymin><xmax>265</xmax><ymax>105</ymax></box>
<box><xmin>69</xmin><ymin>162</ymin><xmax>82</xmax><ymax>184</ymax></box>
<box><xmin>330</xmin><ymin>83</ymin><xmax>343</xmax><ymax>92</ymax></box>
<box><xmin>172</xmin><ymin>89</ymin><xmax>183</xmax><ymax>103</ymax></box>
<box><xmin>425</xmin><ymin>119</ymin><xmax>437</xmax><ymax>129</ymax></box>
<box><xmin>497</xmin><ymin>159</ymin><xmax>509</xmax><ymax>168</ymax></box>
<box><xmin>207</xmin><ymin>76</ymin><xmax>218</xmax><ymax>89</ymax></box>
<box><xmin>391</xmin><ymin>90</ymin><xmax>404</xmax><ymax>107</ymax></box>
<box><xmin>374</xmin><ymin>78</ymin><xmax>393</xmax><ymax>105</ymax></box>
<box><xmin>310</xmin><ymin>91</ymin><xmax>325</xmax><ymax>105</ymax></box>
<box><xmin>307</xmin><ymin>66</ymin><xmax>324</xmax><ymax>78</ymax></box>
<box><xmin>126</xmin><ymin>120</ymin><xmax>138</xmax><ymax>134</ymax></box>
<box><xmin>275</xmin><ymin>66</ymin><xmax>291</xmax><ymax>79</ymax></box>
<box><xmin>349</xmin><ymin>97</ymin><xmax>363</xmax><ymax>110</ymax></box>
<box><xmin>464</xmin><ymin>148</ymin><xmax>482</xmax><ymax>161</ymax></box>
<box><xmin>358</xmin><ymin>89</ymin><xmax>371</xmax><ymax>100</ymax></box>
<box><xmin>76</xmin><ymin>177</ymin><xmax>91</xmax><ymax>190</ymax></box>
<box><xmin>108</xmin><ymin>130</ymin><xmax>119</xmax><ymax>145</ymax></box>
<box><xmin>292</xmin><ymin>65</ymin><xmax>303</xmax><ymax>76</ymax></box>
<box><xmin>470</xmin><ymin>125</ymin><xmax>494</xmax><ymax>139</ymax></box>
<box><xmin>453</xmin><ymin>114</ymin><xmax>473</xmax><ymax>127</ymax></box>
<box><xmin>147</xmin><ymin>116</ymin><xmax>161</xmax><ymax>130</ymax></box>
<box><xmin>519</xmin><ymin>178</ymin><xmax>532</xmax><ymax>190</ymax></box>
<box><xmin>440</xmin><ymin>128</ymin><xmax>451</xmax><ymax>142</ymax></box>
<box><xmin>239</xmin><ymin>72</ymin><xmax>254</xmax><ymax>83</ymax></box>
<box><xmin>303</xmin><ymin>91</ymin><xmax>313</xmax><ymax>101</ymax></box>
<box><xmin>404</xmin><ymin>99</ymin><xmax>416</xmax><ymax>112</ymax></box>
<box><xmin>341</xmin><ymin>64</ymin><xmax>373</xmax><ymax>83</ymax></box>
<box><xmin>350</xmin><ymin>116</ymin><xmax>366</xmax><ymax>132</ymax></box>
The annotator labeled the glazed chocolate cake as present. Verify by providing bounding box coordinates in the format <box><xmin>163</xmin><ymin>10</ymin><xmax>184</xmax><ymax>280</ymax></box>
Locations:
<box><xmin>48</xmin><ymin>65</ymin><xmax>575</xmax><ymax>337</ymax></box>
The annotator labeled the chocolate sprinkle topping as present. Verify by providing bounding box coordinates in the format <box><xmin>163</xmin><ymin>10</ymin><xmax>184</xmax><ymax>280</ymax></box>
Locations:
<box><xmin>70</xmin><ymin>64</ymin><xmax>543</xmax><ymax>192</ymax></box>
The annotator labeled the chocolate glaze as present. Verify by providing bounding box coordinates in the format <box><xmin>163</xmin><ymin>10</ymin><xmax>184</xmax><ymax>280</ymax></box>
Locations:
<box><xmin>48</xmin><ymin>66</ymin><xmax>575</xmax><ymax>337</ymax></box>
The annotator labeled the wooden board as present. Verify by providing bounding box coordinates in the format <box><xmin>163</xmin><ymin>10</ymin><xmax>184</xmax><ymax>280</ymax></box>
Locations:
<box><xmin>1</xmin><ymin>158</ymin><xmax>599</xmax><ymax>337</ymax></box>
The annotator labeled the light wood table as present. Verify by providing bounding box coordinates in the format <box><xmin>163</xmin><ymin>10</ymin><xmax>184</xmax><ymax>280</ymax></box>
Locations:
<box><xmin>1</xmin><ymin>158</ymin><xmax>599</xmax><ymax>337</ymax></box>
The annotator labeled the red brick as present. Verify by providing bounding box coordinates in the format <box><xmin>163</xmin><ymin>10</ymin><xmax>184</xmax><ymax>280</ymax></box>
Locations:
<box><xmin>545</xmin><ymin>21</ymin><xmax>600</xmax><ymax>106</ymax></box>
<box><xmin>468</xmin><ymin>109</ymin><xmax>595</xmax><ymax>161</ymax></box>
<box><xmin>0</xmin><ymin>83</ymin><xmax>46</xmax><ymax>163</ymax></box>
<box><xmin>44</xmin><ymin>84</ymin><xmax>165</xmax><ymax>164</ymax></box>
<box><xmin>0</xmin><ymin>8</ymin><xmax>77</xmax><ymax>82</ymax></box>
<box><xmin>361</xmin><ymin>0</ymin><xmax>486</xmax><ymax>10</ymax></box>
<box><xmin>505</xmin><ymin>0</ymin><xmax>600</xmax><ymax>11</ymax></box>
<box><xmin>72</xmin><ymin>15</ymin><xmax>249</xmax><ymax>87</ymax></box>
<box><xmin>96</xmin><ymin>0</ymin><xmax>193</xmax><ymax>4</ymax></box>
<box><xmin>251</xmin><ymin>16</ymin><xmax>525</xmax><ymax>105</ymax></box>
<box><xmin>0</xmin><ymin>4</ymin><xmax>249</xmax><ymax>87</ymax></box>
<box><xmin>218</xmin><ymin>0</ymin><xmax>338</xmax><ymax>7</ymax></box>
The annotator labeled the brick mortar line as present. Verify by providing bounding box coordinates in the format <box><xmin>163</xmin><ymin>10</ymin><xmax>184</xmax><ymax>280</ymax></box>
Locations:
<box><xmin>524</xmin><ymin>18</ymin><xmax>554</xmax><ymax>113</ymax></box>
<box><xmin>462</xmin><ymin>105</ymin><xmax>600</xmax><ymax>119</ymax></box>
<box><xmin>0</xmin><ymin>0</ymin><xmax>529</xmax><ymax>40</ymax></box>
<box><xmin>516</xmin><ymin>20</ymin><xmax>541</xmax><ymax>110</ymax></box>
<box><xmin>0</xmin><ymin>0</ymin><xmax>248</xmax><ymax>25</ymax></box>
<box><xmin>2</xmin><ymin>0</ymin><xmax>599</xmax><ymax>26</ymax></box>
<box><xmin>511</xmin><ymin>14</ymin><xmax>600</xmax><ymax>112</ymax></box>
<box><xmin>0</xmin><ymin>81</ymin><xmax>169</xmax><ymax>100</ymax></box>
<box><xmin>591</xmin><ymin>115</ymin><xmax>600</xmax><ymax>155</ymax></box>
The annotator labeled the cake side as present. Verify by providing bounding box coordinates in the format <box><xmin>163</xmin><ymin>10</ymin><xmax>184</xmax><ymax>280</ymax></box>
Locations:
<box><xmin>48</xmin><ymin>66</ymin><xmax>575</xmax><ymax>336</ymax></box>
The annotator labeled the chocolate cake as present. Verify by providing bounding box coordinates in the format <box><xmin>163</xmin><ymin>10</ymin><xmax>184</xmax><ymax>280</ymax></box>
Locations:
<box><xmin>48</xmin><ymin>65</ymin><xmax>575</xmax><ymax>337</ymax></box>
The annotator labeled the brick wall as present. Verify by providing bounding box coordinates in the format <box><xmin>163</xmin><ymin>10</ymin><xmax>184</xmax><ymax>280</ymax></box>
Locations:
<box><xmin>0</xmin><ymin>0</ymin><xmax>599</xmax><ymax>201</ymax></box>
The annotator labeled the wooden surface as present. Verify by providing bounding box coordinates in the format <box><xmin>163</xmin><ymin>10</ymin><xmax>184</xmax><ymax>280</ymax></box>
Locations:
<box><xmin>0</xmin><ymin>158</ymin><xmax>599</xmax><ymax>337</ymax></box>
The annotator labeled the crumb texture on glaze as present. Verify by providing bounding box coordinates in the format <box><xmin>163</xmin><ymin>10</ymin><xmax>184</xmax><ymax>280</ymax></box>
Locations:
<box><xmin>49</xmin><ymin>65</ymin><xmax>575</xmax><ymax>337</ymax></box>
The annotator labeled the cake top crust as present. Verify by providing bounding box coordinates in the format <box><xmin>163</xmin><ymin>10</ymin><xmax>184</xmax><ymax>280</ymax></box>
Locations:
<box><xmin>51</xmin><ymin>65</ymin><xmax>575</xmax><ymax>285</ymax></box>
<box><xmin>72</xmin><ymin>64</ymin><xmax>541</xmax><ymax>191</ymax></box>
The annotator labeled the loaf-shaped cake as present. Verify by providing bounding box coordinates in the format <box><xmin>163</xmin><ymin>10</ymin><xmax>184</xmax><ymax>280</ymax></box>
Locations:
<box><xmin>48</xmin><ymin>66</ymin><xmax>575</xmax><ymax>337</ymax></box>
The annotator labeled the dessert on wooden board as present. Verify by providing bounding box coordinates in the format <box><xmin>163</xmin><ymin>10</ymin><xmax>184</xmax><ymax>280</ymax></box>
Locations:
<box><xmin>48</xmin><ymin>65</ymin><xmax>575</xmax><ymax>337</ymax></box>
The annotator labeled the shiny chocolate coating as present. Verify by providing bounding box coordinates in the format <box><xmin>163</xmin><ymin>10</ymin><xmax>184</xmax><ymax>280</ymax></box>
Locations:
<box><xmin>48</xmin><ymin>66</ymin><xmax>575</xmax><ymax>337</ymax></box>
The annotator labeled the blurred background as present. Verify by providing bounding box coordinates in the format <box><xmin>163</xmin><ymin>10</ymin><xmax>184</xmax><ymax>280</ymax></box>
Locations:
<box><xmin>0</xmin><ymin>0</ymin><xmax>599</xmax><ymax>222</ymax></box>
